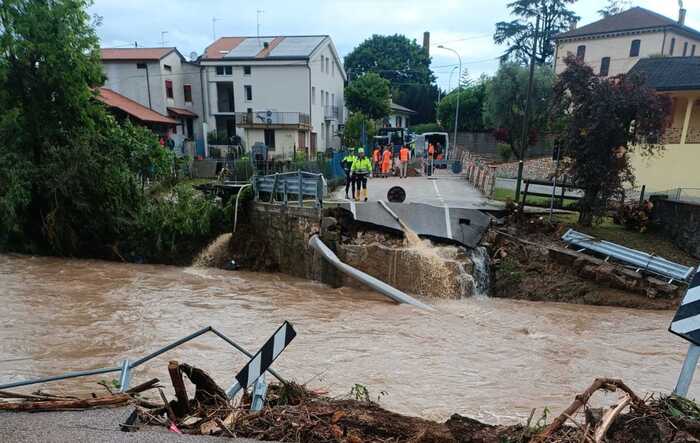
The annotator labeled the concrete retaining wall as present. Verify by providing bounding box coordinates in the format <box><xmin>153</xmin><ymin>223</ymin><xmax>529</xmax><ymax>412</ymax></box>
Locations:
<box><xmin>651</xmin><ymin>198</ymin><xmax>700</xmax><ymax>259</ymax></box>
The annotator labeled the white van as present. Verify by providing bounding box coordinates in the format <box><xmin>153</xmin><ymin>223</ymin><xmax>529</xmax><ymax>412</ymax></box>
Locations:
<box><xmin>414</xmin><ymin>132</ymin><xmax>449</xmax><ymax>158</ymax></box>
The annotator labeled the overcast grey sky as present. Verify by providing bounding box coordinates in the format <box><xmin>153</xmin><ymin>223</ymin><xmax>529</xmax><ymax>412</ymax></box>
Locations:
<box><xmin>91</xmin><ymin>0</ymin><xmax>697</xmax><ymax>92</ymax></box>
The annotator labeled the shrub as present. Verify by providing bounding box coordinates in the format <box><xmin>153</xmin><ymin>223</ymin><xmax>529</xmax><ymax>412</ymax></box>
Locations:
<box><xmin>497</xmin><ymin>143</ymin><xmax>513</xmax><ymax>162</ymax></box>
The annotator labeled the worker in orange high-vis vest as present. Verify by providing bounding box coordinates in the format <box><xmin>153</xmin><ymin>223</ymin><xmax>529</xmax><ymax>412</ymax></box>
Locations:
<box><xmin>372</xmin><ymin>146</ymin><xmax>381</xmax><ymax>177</ymax></box>
<box><xmin>381</xmin><ymin>146</ymin><xmax>393</xmax><ymax>177</ymax></box>
<box><xmin>399</xmin><ymin>145</ymin><xmax>411</xmax><ymax>178</ymax></box>
<box><xmin>427</xmin><ymin>143</ymin><xmax>435</xmax><ymax>176</ymax></box>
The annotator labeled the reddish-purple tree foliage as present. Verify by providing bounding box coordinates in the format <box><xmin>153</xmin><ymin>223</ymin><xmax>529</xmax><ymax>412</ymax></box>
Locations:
<box><xmin>552</xmin><ymin>55</ymin><xmax>671</xmax><ymax>226</ymax></box>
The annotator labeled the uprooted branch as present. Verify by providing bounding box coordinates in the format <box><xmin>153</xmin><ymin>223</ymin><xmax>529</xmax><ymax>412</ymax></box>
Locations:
<box><xmin>533</xmin><ymin>378</ymin><xmax>648</xmax><ymax>442</ymax></box>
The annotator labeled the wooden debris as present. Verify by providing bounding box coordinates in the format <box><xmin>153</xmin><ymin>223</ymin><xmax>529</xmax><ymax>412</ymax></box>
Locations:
<box><xmin>0</xmin><ymin>393</ymin><xmax>132</xmax><ymax>412</ymax></box>
<box><xmin>594</xmin><ymin>395</ymin><xmax>631</xmax><ymax>443</ymax></box>
<box><xmin>180</xmin><ymin>362</ymin><xmax>228</xmax><ymax>406</ymax></box>
<box><xmin>168</xmin><ymin>360</ymin><xmax>190</xmax><ymax>416</ymax></box>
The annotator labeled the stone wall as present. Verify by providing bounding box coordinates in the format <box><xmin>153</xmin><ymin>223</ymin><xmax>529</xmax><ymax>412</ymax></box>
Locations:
<box><xmin>493</xmin><ymin>157</ymin><xmax>557</xmax><ymax>180</ymax></box>
<box><xmin>650</xmin><ymin>197</ymin><xmax>700</xmax><ymax>258</ymax></box>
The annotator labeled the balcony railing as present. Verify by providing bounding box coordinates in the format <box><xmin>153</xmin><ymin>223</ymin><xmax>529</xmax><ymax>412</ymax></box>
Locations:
<box><xmin>235</xmin><ymin>111</ymin><xmax>311</xmax><ymax>128</ymax></box>
<box><xmin>324</xmin><ymin>105</ymin><xmax>339</xmax><ymax>120</ymax></box>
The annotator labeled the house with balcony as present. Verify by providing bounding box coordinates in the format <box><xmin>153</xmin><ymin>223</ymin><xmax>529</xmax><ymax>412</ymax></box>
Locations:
<box><xmin>553</xmin><ymin>6</ymin><xmax>700</xmax><ymax>77</ymax></box>
<box><xmin>553</xmin><ymin>6</ymin><xmax>700</xmax><ymax>192</ymax></box>
<box><xmin>199</xmin><ymin>35</ymin><xmax>346</xmax><ymax>159</ymax></box>
<box><xmin>100</xmin><ymin>47</ymin><xmax>203</xmax><ymax>155</ymax></box>
<box><xmin>627</xmin><ymin>57</ymin><xmax>700</xmax><ymax>191</ymax></box>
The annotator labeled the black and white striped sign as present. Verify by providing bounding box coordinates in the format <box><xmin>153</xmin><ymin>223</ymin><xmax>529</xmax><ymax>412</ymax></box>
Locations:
<box><xmin>670</xmin><ymin>272</ymin><xmax>700</xmax><ymax>345</ymax></box>
<box><xmin>235</xmin><ymin>321</ymin><xmax>296</xmax><ymax>389</ymax></box>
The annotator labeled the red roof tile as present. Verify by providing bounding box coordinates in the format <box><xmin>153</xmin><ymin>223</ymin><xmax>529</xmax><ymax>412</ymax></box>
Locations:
<box><xmin>256</xmin><ymin>37</ymin><xmax>285</xmax><ymax>58</ymax></box>
<box><xmin>100</xmin><ymin>47</ymin><xmax>175</xmax><ymax>61</ymax></box>
<box><xmin>97</xmin><ymin>88</ymin><xmax>176</xmax><ymax>125</ymax></box>
<box><xmin>203</xmin><ymin>37</ymin><xmax>246</xmax><ymax>60</ymax></box>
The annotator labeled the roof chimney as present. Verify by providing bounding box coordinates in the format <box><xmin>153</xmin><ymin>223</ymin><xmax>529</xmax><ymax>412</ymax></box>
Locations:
<box><xmin>679</xmin><ymin>8</ymin><xmax>687</xmax><ymax>26</ymax></box>
<box><xmin>423</xmin><ymin>31</ymin><xmax>430</xmax><ymax>56</ymax></box>
<box><xmin>263</xmin><ymin>41</ymin><xmax>269</xmax><ymax>49</ymax></box>
<box><xmin>570</xmin><ymin>20</ymin><xmax>578</xmax><ymax>31</ymax></box>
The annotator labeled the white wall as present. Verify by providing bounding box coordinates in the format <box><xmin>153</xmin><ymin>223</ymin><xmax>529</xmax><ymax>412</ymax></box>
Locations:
<box><xmin>102</xmin><ymin>60</ymin><xmax>163</xmax><ymax>111</ymax></box>
<box><xmin>555</xmin><ymin>30</ymin><xmax>700</xmax><ymax>76</ymax></box>
<box><xmin>309</xmin><ymin>40</ymin><xmax>346</xmax><ymax>151</ymax></box>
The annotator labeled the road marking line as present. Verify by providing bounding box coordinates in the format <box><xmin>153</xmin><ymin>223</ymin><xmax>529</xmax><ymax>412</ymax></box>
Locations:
<box><xmin>444</xmin><ymin>206</ymin><xmax>452</xmax><ymax>238</ymax></box>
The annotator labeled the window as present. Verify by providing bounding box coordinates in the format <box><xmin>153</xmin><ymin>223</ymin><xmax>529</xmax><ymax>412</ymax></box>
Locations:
<box><xmin>576</xmin><ymin>45</ymin><xmax>586</xmax><ymax>60</ymax></box>
<box><xmin>325</xmin><ymin>91</ymin><xmax>329</xmax><ymax>106</ymax></box>
<box><xmin>332</xmin><ymin>61</ymin><xmax>335</xmax><ymax>76</ymax></box>
<box><xmin>325</xmin><ymin>57</ymin><xmax>329</xmax><ymax>73</ymax></box>
<box><xmin>693</xmin><ymin>45</ymin><xmax>697</xmax><ymax>57</ymax></box>
<box><xmin>599</xmin><ymin>57</ymin><xmax>611</xmax><ymax>76</ymax></box>
<box><xmin>264</xmin><ymin>129</ymin><xmax>275</xmax><ymax>149</ymax></box>
<box><xmin>331</xmin><ymin>93</ymin><xmax>335</xmax><ymax>106</ymax></box>
<box><xmin>320</xmin><ymin>55</ymin><xmax>325</xmax><ymax>72</ymax></box>
<box><xmin>216</xmin><ymin>66</ymin><xmax>224</xmax><ymax>75</ymax></box>
<box><xmin>321</xmin><ymin>89</ymin><xmax>325</xmax><ymax>106</ymax></box>
<box><xmin>312</xmin><ymin>86</ymin><xmax>316</xmax><ymax>104</ymax></box>
<box><xmin>243</xmin><ymin>65</ymin><xmax>251</xmax><ymax>75</ymax></box>
<box><xmin>136</xmin><ymin>63</ymin><xmax>147</xmax><ymax>69</ymax></box>
<box><xmin>684</xmin><ymin>42</ymin><xmax>689</xmax><ymax>56</ymax></box>
<box><xmin>670</xmin><ymin>38</ymin><xmax>676</xmax><ymax>55</ymax></box>
<box><xmin>163</xmin><ymin>64</ymin><xmax>172</xmax><ymax>72</ymax></box>
<box><xmin>629</xmin><ymin>39</ymin><xmax>641</xmax><ymax>57</ymax></box>
<box><xmin>216</xmin><ymin>66</ymin><xmax>232</xmax><ymax>75</ymax></box>
<box><xmin>165</xmin><ymin>80</ymin><xmax>173</xmax><ymax>99</ymax></box>
<box><xmin>183</xmin><ymin>84</ymin><xmax>192</xmax><ymax>103</ymax></box>
<box><xmin>247</xmin><ymin>107</ymin><xmax>252</xmax><ymax>114</ymax></box>
<box><xmin>244</xmin><ymin>85</ymin><xmax>252</xmax><ymax>101</ymax></box>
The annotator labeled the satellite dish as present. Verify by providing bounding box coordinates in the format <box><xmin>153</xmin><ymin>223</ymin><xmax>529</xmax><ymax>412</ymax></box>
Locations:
<box><xmin>189</xmin><ymin>51</ymin><xmax>198</xmax><ymax>61</ymax></box>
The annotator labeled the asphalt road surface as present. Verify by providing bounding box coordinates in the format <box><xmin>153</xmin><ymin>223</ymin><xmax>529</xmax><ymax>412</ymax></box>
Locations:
<box><xmin>0</xmin><ymin>407</ymin><xmax>271</xmax><ymax>443</ymax></box>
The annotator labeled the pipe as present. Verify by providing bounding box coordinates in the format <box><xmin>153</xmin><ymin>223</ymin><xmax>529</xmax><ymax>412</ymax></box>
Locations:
<box><xmin>377</xmin><ymin>200</ymin><xmax>400</xmax><ymax>222</ymax></box>
<box><xmin>309</xmin><ymin>235</ymin><xmax>434</xmax><ymax>311</ymax></box>
<box><xmin>234</xmin><ymin>184</ymin><xmax>252</xmax><ymax>232</ymax></box>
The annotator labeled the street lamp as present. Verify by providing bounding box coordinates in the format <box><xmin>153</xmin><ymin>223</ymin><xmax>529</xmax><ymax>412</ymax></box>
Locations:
<box><xmin>438</xmin><ymin>45</ymin><xmax>462</xmax><ymax>160</ymax></box>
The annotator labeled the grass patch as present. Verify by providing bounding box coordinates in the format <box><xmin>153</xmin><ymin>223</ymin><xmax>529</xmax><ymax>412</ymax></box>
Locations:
<box><xmin>492</xmin><ymin>187</ymin><xmax>578</xmax><ymax>209</ymax></box>
<box><xmin>554</xmin><ymin>213</ymin><xmax>696</xmax><ymax>267</ymax></box>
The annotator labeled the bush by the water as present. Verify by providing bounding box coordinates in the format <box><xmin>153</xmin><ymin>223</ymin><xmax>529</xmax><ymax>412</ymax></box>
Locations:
<box><xmin>0</xmin><ymin>0</ymin><xmax>229</xmax><ymax>263</ymax></box>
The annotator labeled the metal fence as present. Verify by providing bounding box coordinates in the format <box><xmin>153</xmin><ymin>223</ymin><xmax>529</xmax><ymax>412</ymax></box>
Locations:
<box><xmin>651</xmin><ymin>188</ymin><xmax>700</xmax><ymax>205</ymax></box>
<box><xmin>253</xmin><ymin>170</ymin><xmax>326</xmax><ymax>207</ymax></box>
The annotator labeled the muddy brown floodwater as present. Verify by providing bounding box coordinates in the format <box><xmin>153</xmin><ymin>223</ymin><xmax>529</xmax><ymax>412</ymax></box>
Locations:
<box><xmin>0</xmin><ymin>254</ymin><xmax>695</xmax><ymax>425</ymax></box>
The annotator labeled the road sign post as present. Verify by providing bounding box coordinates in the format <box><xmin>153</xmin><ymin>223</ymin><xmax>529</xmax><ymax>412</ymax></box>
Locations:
<box><xmin>670</xmin><ymin>271</ymin><xmax>700</xmax><ymax>396</ymax></box>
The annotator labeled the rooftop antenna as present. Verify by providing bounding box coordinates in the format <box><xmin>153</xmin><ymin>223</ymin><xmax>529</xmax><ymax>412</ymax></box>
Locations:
<box><xmin>256</xmin><ymin>9</ymin><xmax>264</xmax><ymax>43</ymax></box>
<box><xmin>212</xmin><ymin>17</ymin><xmax>221</xmax><ymax>41</ymax></box>
<box><xmin>160</xmin><ymin>31</ymin><xmax>168</xmax><ymax>47</ymax></box>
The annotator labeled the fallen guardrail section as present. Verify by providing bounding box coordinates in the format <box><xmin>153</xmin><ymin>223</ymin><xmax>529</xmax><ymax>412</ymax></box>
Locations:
<box><xmin>562</xmin><ymin>229</ymin><xmax>695</xmax><ymax>283</ymax></box>
<box><xmin>253</xmin><ymin>170</ymin><xmax>325</xmax><ymax>207</ymax></box>
<box><xmin>309</xmin><ymin>234</ymin><xmax>434</xmax><ymax>311</ymax></box>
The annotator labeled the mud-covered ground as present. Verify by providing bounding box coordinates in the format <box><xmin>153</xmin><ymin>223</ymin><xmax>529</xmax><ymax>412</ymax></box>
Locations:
<box><xmin>489</xmin><ymin>216</ymin><xmax>685</xmax><ymax>310</ymax></box>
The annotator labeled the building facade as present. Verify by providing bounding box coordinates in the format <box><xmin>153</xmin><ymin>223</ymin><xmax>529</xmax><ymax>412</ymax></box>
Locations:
<box><xmin>553</xmin><ymin>7</ymin><xmax>700</xmax><ymax>77</ymax></box>
<box><xmin>100</xmin><ymin>48</ymin><xmax>203</xmax><ymax>154</ymax></box>
<box><xmin>199</xmin><ymin>35</ymin><xmax>346</xmax><ymax>159</ymax></box>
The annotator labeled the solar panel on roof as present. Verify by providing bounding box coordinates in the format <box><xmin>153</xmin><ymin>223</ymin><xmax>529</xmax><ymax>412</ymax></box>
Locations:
<box><xmin>225</xmin><ymin>37</ymin><xmax>275</xmax><ymax>58</ymax></box>
<box><xmin>268</xmin><ymin>36</ymin><xmax>325</xmax><ymax>57</ymax></box>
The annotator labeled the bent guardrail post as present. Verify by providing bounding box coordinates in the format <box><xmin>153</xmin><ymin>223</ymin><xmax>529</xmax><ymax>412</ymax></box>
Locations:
<box><xmin>309</xmin><ymin>235</ymin><xmax>434</xmax><ymax>311</ymax></box>
<box><xmin>118</xmin><ymin>359</ymin><xmax>131</xmax><ymax>393</ymax></box>
<box><xmin>250</xmin><ymin>374</ymin><xmax>268</xmax><ymax>411</ymax></box>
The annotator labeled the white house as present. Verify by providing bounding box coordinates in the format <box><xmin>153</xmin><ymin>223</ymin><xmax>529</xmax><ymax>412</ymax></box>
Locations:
<box><xmin>383</xmin><ymin>101</ymin><xmax>416</xmax><ymax>128</ymax></box>
<box><xmin>100</xmin><ymin>47</ymin><xmax>203</xmax><ymax>153</ymax></box>
<box><xmin>199</xmin><ymin>35</ymin><xmax>347</xmax><ymax>159</ymax></box>
<box><xmin>553</xmin><ymin>6</ymin><xmax>700</xmax><ymax>77</ymax></box>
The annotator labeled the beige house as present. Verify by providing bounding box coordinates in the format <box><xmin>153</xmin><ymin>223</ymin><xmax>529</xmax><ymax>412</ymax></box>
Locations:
<box><xmin>553</xmin><ymin>7</ymin><xmax>700</xmax><ymax>192</ymax></box>
<box><xmin>553</xmin><ymin>7</ymin><xmax>700</xmax><ymax>77</ymax></box>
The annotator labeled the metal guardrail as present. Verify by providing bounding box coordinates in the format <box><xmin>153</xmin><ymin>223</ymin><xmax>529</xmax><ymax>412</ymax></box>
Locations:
<box><xmin>562</xmin><ymin>229</ymin><xmax>695</xmax><ymax>283</ymax></box>
<box><xmin>253</xmin><ymin>170</ymin><xmax>325</xmax><ymax>208</ymax></box>
<box><xmin>0</xmin><ymin>326</ymin><xmax>284</xmax><ymax>394</ymax></box>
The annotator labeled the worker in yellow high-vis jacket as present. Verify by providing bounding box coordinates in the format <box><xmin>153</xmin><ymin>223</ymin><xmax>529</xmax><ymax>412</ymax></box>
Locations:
<box><xmin>351</xmin><ymin>149</ymin><xmax>372</xmax><ymax>202</ymax></box>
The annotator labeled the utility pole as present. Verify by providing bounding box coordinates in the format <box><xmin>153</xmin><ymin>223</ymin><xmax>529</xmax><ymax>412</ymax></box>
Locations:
<box><xmin>514</xmin><ymin>14</ymin><xmax>540</xmax><ymax>202</ymax></box>
<box><xmin>438</xmin><ymin>45</ymin><xmax>462</xmax><ymax>160</ymax></box>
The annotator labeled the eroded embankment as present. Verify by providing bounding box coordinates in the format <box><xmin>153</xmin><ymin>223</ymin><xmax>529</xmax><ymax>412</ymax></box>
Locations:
<box><xmin>487</xmin><ymin>216</ymin><xmax>686</xmax><ymax>310</ymax></box>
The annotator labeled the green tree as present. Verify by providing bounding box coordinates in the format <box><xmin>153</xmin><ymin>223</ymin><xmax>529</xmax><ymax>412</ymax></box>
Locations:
<box><xmin>598</xmin><ymin>0</ymin><xmax>630</xmax><ymax>17</ymax></box>
<box><xmin>344</xmin><ymin>34</ymin><xmax>438</xmax><ymax>123</ymax></box>
<box><xmin>494</xmin><ymin>0</ymin><xmax>579</xmax><ymax>65</ymax></box>
<box><xmin>552</xmin><ymin>55</ymin><xmax>671</xmax><ymax>226</ymax></box>
<box><xmin>342</xmin><ymin>113</ymin><xmax>376</xmax><ymax>147</ymax></box>
<box><xmin>345</xmin><ymin>73</ymin><xmax>391</xmax><ymax>120</ymax></box>
<box><xmin>483</xmin><ymin>63</ymin><xmax>555</xmax><ymax>159</ymax></box>
<box><xmin>437</xmin><ymin>78</ymin><xmax>490</xmax><ymax>132</ymax></box>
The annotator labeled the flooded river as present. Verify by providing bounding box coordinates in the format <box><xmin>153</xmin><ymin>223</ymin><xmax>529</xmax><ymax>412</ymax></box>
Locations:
<box><xmin>0</xmin><ymin>254</ymin><xmax>695</xmax><ymax>424</ymax></box>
